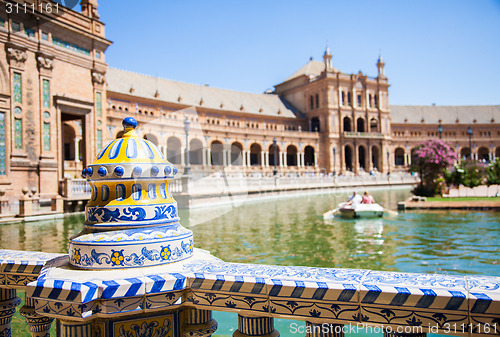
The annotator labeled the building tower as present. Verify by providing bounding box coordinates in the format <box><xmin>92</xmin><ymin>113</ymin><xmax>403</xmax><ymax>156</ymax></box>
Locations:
<box><xmin>323</xmin><ymin>45</ymin><xmax>332</xmax><ymax>70</ymax></box>
<box><xmin>81</xmin><ymin>0</ymin><xmax>100</xmax><ymax>19</ymax></box>
<box><xmin>377</xmin><ymin>53</ymin><xmax>385</xmax><ymax>78</ymax></box>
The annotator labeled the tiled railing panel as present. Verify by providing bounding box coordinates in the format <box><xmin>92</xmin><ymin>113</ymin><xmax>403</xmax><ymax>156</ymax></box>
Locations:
<box><xmin>1</xmin><ymin>249</ymin><xmax>499</xmax><ymax>336</ymax></box>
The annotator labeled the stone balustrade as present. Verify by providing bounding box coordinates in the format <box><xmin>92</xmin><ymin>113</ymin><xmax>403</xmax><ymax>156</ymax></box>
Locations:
<box><xmin>0</xmin><ymin>248</ymin><xmax>498</xmax><ymax>337</ymax></box>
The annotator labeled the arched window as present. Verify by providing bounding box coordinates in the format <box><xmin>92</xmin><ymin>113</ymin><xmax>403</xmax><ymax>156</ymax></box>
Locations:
<box><xmin>370</xmin><ymin>118</ymin><xmax>378</xmax><ymax>132</ymax></box>
<box><xmin>356</xmin><ymin>118</ymin><xmax>365</xmax><ymax>132</ymax></box>
<box><xmin>250</xmin><ymin>143</ymin><xmax>262</xmax><ymax>166</ymax></box>
<box><xmin>343</xmin><ymin>117</ymin><xmax>352</xmax><ymax>132</ymax></box>
<box><xmin>304</xmin><ymin>146</ymin><xmax>315</xmax><ymax>166</ymax></box>
<box><xmin>189</xmin><ymin>139</ymin><xmax>203</xmax><ymax>165</ymax></box>
<box><xmin>311</xmin><ymin>117</ymin><xmax>320</xmax><ymax>132</ymax></box>
<box><xmin>231</xmin><ymin>142</ymin><xmax>243</xmax><ymax>165</ymax></box>
<box><xmin>167</xmin><ymin>137</ymin><xmax>182</xmax><ymax>164</ymax></box>
<box><xmin>286</xmin><ymin>145</ymin><xmax>298</xmax><ymax>166</ymax></box>
<box><xmin>395</xmin><ymin>148</ymin><xmax>405</xmax><ymax>166</ymax></box>
<box><xmin>211</xmin><ymin>141</ymin><xmax>224</xmax><ymax>165</ymax></box>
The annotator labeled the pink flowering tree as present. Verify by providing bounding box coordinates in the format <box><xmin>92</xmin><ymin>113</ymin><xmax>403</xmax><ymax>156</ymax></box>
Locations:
<box><xmin>410</xmin><ymin>139</ymin><xmax>458</xmax><ymax>196</ymax></box>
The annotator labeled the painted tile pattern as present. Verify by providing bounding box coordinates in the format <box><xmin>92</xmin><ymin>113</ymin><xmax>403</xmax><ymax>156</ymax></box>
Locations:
<box><xmin>42</xmin><ymin>79</ymin><xmax>50</xmax><ymax>108</ymax></box>
<box><xmin>0</xmin><ymin>111</ymin><xmax>5</xmax><ymax>175</ymax></box>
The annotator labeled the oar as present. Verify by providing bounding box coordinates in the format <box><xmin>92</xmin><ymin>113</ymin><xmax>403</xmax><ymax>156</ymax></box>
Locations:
<box><xmin>385</xmin><ymin>209</ymin><xmax>398</xmax><ymax>217</ymax></box>
<box><xmin>323</xmin><ymin>208</ymin><xmax>339</xmax><ymax>219</ymax></box>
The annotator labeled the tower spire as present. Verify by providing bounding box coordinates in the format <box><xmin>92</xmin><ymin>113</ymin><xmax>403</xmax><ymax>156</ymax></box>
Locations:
<box><xmin>323</xmin><ymin>44</ymin><xmax>332</xmax><ymax>70</ymax></box>
<box><xmin>377</xmin><ymin>52</ymin><xmax>385</xmax><ymax>78</ymax></box>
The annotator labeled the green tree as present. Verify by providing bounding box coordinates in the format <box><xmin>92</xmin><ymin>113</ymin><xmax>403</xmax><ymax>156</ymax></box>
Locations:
<box><xmin>486</xmin><ymin>158</ymin><xmax>500</xmax><ymax>186</ymax></box>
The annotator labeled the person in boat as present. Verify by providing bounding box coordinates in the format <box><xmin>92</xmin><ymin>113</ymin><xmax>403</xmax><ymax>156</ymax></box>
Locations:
<box><xmin>362</xmin><ymin>191</ymin><xmax>375</xmax><ymax>204</ymax></box>
<box><xmin>346</xmin><ymin>191</ymin><xmax>362</xmax><ymax>206</ymax></box>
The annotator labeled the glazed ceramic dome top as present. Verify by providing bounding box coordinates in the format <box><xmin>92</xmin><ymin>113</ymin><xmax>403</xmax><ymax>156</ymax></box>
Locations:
<box><xmin>82</xmin><ymin>117</ymin><xmax>178</xmax><ymax>180</ymax></box>
<box><xmin>69</xmin><ymin>117</ymin><xmax>193</xmax><ymax>269</ymax></box>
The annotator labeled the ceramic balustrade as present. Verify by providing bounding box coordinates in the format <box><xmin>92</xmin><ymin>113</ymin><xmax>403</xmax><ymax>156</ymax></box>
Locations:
<box><xmin>0</xmin><ymin>248</ymin><xmax>499</xmax><ymax>337</ymax></box>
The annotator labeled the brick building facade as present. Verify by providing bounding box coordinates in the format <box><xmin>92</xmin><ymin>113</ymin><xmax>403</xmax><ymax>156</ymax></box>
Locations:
<box><xmin>0</xmin><ymin>0</ymin><xmax>498</xmax><ymax>211</ymax></box>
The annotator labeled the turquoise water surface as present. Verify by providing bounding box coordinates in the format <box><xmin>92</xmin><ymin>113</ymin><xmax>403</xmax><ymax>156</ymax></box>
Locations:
<box><xmin>2</xmin><ymin>187</ymin><xmax>499</xmax><ymax>336</ymax></box>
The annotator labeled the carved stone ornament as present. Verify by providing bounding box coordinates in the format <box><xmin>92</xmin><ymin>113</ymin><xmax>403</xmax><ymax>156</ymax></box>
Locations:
<box><xmin>6</xmin><ymin>44</ymin><xmax>27</xmax><ymax>68</ymax></box>
<box><xmin>92</xmin><ymin>70</ymin><xmax>105</xmax><ymax>84</ymax></box>
<box><xmin>37</xmin><ymin>55</ymin><xmax>53</xmax><ymax>70</ymax></box>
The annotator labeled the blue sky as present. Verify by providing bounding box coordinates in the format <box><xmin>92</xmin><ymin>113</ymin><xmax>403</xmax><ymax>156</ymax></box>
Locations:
<box><xmin>97</xmin><ymin>1</ymin><xmax>500</xmax><ymax>106</ymax></box>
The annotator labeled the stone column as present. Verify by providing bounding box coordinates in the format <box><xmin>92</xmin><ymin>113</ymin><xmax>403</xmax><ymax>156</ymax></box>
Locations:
<box><xmin>314</xmin><ymin>153</ymin><xmax>318</xmax><ymax>168</ymax></box>
<box><xmin>242</xmin><ymin>150</ymin><xmax>247</xmax><ymax>167</ymax></box>
<box><xmin>354</xmin><ymin>146</ymin><xmax>359</xmax><ymax>173</ymax></box>
<box><xmin>20</xmin><ymin>296</ymin><xmax>54</xmax><ymax>337</ymax></box>
<box><xmin>59</xmin><ymin>320</ymin><xmax>92</xmax><ymax>337</ymax></box>
<box><xmin>280</xmin><ymin>152</ymin><xmax>284</xmax><ymax>168</ymax></box>
<box><xmin>202</xmin><ymin>148</ymin><xmax>207</xmax><ymax>168</ymax></box>
<box><xmin>306</xmin><ymin>322</ymin><xmax>344</xmax><ymax>337</ymax></box>
<box><xmin>184</xmin><ymin>308</ymin><xmax>218</xmax><ymax>337</ymax></box>
<box><xmin>207</xmin><ymin>148</ymin><xmax>212</xmax><ymax>166</ymax></box>
<box><xmin>301</xmin><ymin>153</ymin><xmax>305</xmax><ymax>167</ymax></box>
<box><xmin>233</xmin><ymin>315</ymin><xmax>279</xmax><ymax>337</ymax></box>
<box><xmin>297</xmin><ymin>153</ymin><xmax>301</xmax><ymax>168</ymax></box>
<box><xmin>75</xmin><ymin>137</ymin><xmax>81</xmax><ymax>162</ymax></box>
<box><xmin>0</xmin><ymin>289</ymin><xmax>21</xmax><ymax>337</ymax></box>
<box><xmin>261</xmin><ymin>151</ymin><xmax>265</xmax><ymax>167</ymax></box>
<box><xmin>367</xmin><ymin>145</ymin><xmax>373</xmax><ymax>171</ymax></box>
<box><xmin>226</xmin><ymin>147</ymin><xmax>232</xmax><ymax>167</ymax></box>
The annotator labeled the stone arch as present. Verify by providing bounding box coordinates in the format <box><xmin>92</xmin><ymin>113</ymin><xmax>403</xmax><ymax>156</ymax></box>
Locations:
<box><xmin>344</xmin><ymin>144</ymin><xmax>354</xmax><ymax>171</ymax></box>
<box><xmin>250</xmin><ymin>143</ymin><xmax>262</xmax><ymax>166</ymax></box>
<box><xmin>371</xmin><ymin>145</ymin><xmax>380</xmax><ymax>171</ymax></box>
<box><xmin>167</xmin><ymin>136</ymin><xmax>182</xmax><ymax>164</ymax></box>
<box><xmin>358</xmin><ymin>145</ymin><xmax>367</xmax><ymax>170</ymax></box>
<box><xmin>478</xmin><ymin>146</ymin><xmax>490</xmax><ymax>162</ymax></box>
<box><xmin>286</xmin><ymin>145</ymin><xmax>298</xmax><ymax>166</ymax></box>
<box><xmin>268</xmin><ymin>143</ymin><xmax>280</xmax><ymax>167</ymax></box>
<box><xmin>231</xmin><ymin>142</ymin><xmax>243</xmax><ymax>165</ymax></box>
<box><xmin>460</xmin><ymin>147</ymin><xmax>471</xmax><ymax>160</ymax></box>
<box><xmin>357</xmin><ymin>118</ymin><xmax>365</xmax><ymax>132</ymax></box>
<box><xmin>0</xmin><ymin>62</ymin><xmax>9</xmax><ymax>95</ymax></box>
<box><xmin>211</xmin><ymin>140</ymin><xmax>224</xmax><ymax>165</ymax></box>
<box><xmin>143</xmin><ymin>133</ymin><xmax>158</xmax><ymax>146</ymax></box>
<box><xmin>395</xmin><ymin>147</ymin><xmax>405</xmax><ymax>166</ymax></box>
<box><xmin>63</xmin><ymin>123</ymin><xmax>77</xmax><ymax>161</ymax></box>
<box><xmin>343</xmin><ymin>117</ymin><xmax>352</xmax><ymax>132</ymax></box>
<box><xmin>370</xmin><ymin>118</ymin><xmax>378</xmax><ymax>132</ymax></box>
<box><xmin>304</xmin><ymin>145</ymin><xmax>315</xmax><ymax>166</ymax></box>
<box><xmin>189</xmin><ymin>138</ymin><xmax>203</xmax><ymax>165</ymax></box>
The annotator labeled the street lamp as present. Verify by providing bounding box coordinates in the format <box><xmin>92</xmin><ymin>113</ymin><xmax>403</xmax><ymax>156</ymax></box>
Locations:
<box><xmin>438</xmin><ymin>124</ymin><xmax>443</xmax><ymax>139</ymax></box>
<box><xmin>184</xmin><ymin>117</ymin><xmax>191</xmax><ymax>175</ymax></box>
<box><xmin>333</xmin><ymin>147</ymin><xmax>336</xmax><ymax>176</ymax></box>
<box><xmin>386</xmin><ymin>150</ymin><xmax>390</xmax><ymax>175</ymax></box>
<box><xmin>467</xmin><ymin>126</ymin><xmax>473</xmax><ymax>160</ymax></box>
<box><xmin>273</xmin><ymin>137</ymin><xmax>278</xmax><ymax>176</ymax></box>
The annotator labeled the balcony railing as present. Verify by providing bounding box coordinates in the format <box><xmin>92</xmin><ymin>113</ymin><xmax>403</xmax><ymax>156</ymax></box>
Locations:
<box><xmin>343</xmin><ymin>131</ymin><xmax>385</xmax><ymax>139</ymax></box>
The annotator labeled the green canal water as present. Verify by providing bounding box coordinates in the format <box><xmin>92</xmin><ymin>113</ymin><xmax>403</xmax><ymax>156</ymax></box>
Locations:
<box><xmin>2</xmin><ymin>187</ymin><xmax>499</xmax><ymax>336</ymax></box>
